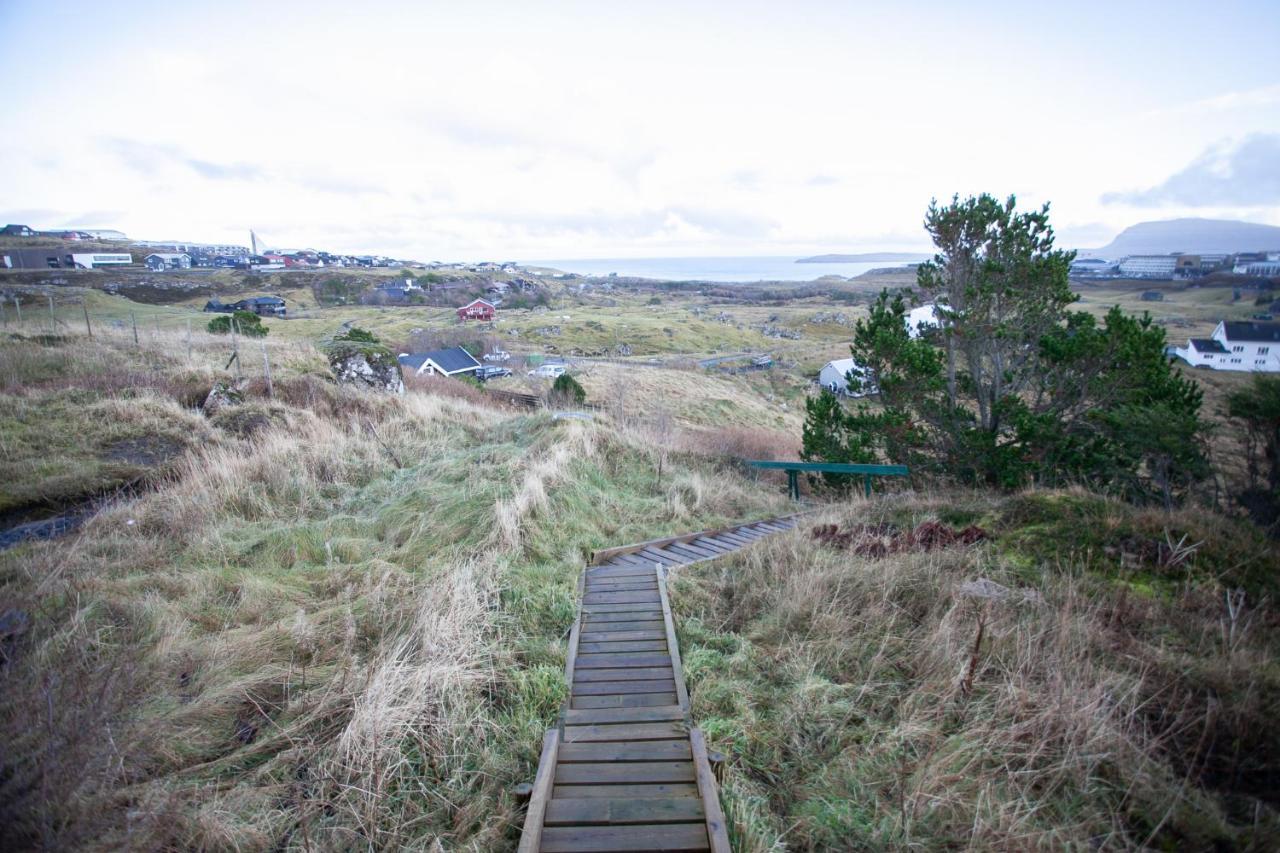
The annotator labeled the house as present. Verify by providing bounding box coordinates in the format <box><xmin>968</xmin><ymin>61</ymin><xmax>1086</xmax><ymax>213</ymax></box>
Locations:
<box><xmin>1141</xmin><ymin>290</ymin><xmax>1164</xmax><ymax>302</ymax></box>
<box><xmin>1</xmin><ymin>224</ymin><xmax>34</xmax><ymax>237</ymax></box>
<box><xmin>907</xmin><ymin>303</ymin><xmax>941</xmax><ymax>338</ymax></box>
<box><xmin>231</xmin><ymin>296</ymin><xmax>286</xmax><ymax>317</ymax></box>
<box><xmin>78</xmin><ymin>229</ymin><xmax>127</xmax><ymax>241</ymax></box>
<box><xmin>1118</xmin><ymin>255</ymin><xmax>1179</xmax><ymax>279</ymax></box>
<box><xmin>1172</xmin><ymin>320</ymin><xmax>1280</xmax><ymax>372</ymax></box>
<box><xmin>144</xmin><ymin>252</ymin><xmax>192</xmax><ymax>271</ymax></box>
<box><xmin>66</xmin><ymin>252</ymin><xmax>132</xmax><ymax>269</ymax></box>
<box><xmin>203</xmin><ymin>299</ymin><xmax>234</xmax><ymax>313</ymax></box>
<box><xmin>456</xmin><ymin>298</ymin><xmax>496</xmax><ymax>321</ymax></box>
<box><xmin>397</xmin><ymin>346</ymin><xmax>481</xmax><ymax>377</ymax></box>
<box><xmin>819</xmin><ymin>357</ymin><xmax>873</xmax><ymax>396</ymax></box>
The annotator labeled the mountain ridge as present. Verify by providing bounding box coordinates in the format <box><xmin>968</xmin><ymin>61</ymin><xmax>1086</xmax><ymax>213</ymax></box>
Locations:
<box><xmin>1081</xmin><ymin>218</ymin><xmax>1280</xmax><ymax>257</ymax></box>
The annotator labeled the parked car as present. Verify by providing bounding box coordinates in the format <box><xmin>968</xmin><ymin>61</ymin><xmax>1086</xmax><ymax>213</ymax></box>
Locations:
<box><xmin>527</xmin><ymin>363</ymin><xmax>567</xmax><ymax>378</ymax></box>
<box><xmin>476</xmin><ymin>365</ymin><xmax>512</xmax><ymax>381</ymax></box>
<box><xmin>483</xmin><ymin>350</ymin><xmax>511</xmax><ymax>362</ymax></box>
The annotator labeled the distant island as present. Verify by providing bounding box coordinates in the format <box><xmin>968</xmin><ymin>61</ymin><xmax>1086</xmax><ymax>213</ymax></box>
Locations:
<box><xmin>797</xmin><ymin>252</ymin><xmax>931</xmax><ymax>263</ymax></box>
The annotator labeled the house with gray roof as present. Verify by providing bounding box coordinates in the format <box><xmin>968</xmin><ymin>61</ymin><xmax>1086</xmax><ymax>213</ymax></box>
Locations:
<box><xmin>1173</xmin><ymin>320</ymin><xmax>1280</xmax><ymax>372</ymax></box>
<box><xmin>397</xmin><ymin>346</ymin><xmax>481</xmax><ymax>377</ymax></box>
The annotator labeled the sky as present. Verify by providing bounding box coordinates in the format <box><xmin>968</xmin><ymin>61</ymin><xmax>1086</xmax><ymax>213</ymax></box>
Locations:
<box><xmin>1</xmin><ymin>0</ymin><xmax>1277</xmax><ymax>261</ymax></box>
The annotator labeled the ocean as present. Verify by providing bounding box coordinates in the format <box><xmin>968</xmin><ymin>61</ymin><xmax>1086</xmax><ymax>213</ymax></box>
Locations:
<box><xmin>527</xmin><ymin>255</ymin><xmax>914</xmax><ymax>283</ymax></box>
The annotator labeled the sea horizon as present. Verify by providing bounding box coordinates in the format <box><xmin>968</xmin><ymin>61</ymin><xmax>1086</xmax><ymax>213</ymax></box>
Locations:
<box><xmin>525</xmin><ymin>255</ymin><xmax>916</xmax><ymax>283</ymax></box>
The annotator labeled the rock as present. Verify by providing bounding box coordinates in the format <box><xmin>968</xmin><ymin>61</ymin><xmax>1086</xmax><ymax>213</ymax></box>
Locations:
<box><xmin>326</xmin><ymin>341</ymin><xmax>405</xmax><ymax>394</ymax></box>
<box><xmin>958</xmin><ymin>578</ymin><xmax>1043</xmax><ymax>604</ymax></box>
<box><xmin>203</xmin><ymin>379</ymin><xmax>248</xmax><ymax>415</ymax></box>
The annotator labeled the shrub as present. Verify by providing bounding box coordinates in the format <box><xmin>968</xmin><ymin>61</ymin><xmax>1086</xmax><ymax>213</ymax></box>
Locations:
<box><xmin>551</xmin><ymin>373</ymin><xmax>586</xmax><ymax>405</ymax></box>
<box><xmin>207</xmin><ymin>310</ymin><xmax>268</xmax><ymax>337</ymax></box>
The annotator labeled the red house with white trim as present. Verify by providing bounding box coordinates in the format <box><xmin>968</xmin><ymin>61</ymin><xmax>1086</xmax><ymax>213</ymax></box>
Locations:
<box><xmin>456</xmin><ymin>298</ymin><xmax>496</xmax><ymax>321</ymax></box>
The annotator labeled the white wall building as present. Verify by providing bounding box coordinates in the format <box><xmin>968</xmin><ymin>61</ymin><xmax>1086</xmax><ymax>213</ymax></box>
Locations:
<box><xmin>819</xmin><ymin>357</ymin><xmax>873</xmax><ymax>396</ymax></box>
<box><xmin>67</xmin><ymin>253</ymin><xmax>132</xmax><ymax>269</ymax></box>
<box><xmin>1173</xmin><ymin>321</ymin><xmax>1280</xmax><ymax>372</ymax></box>
<box><xmin>907</xmin><ymin>303</ymin><xmax>941</xmax><ymax>338</ymax></box>
<box><xmin>1118</xmin><ymin>255</ymin><xmax>1179</xmax><ymax>278</ymax></box>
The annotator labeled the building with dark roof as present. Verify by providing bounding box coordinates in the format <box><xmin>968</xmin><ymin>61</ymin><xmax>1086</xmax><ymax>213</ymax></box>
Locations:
<box><xmin>397</xmin><ymin>346</ymin><xmax>481</xmax><ymax>377</ymax></box>
<box><xmin>1173</xmin><ymin>320</ymin><xmax>1279</xmax><ymax>372</ymax></box>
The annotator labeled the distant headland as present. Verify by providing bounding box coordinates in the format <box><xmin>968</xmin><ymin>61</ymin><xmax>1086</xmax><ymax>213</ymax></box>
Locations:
<box><xmin>797</xmin><ymin>252</ymin><xmax>931</xmax><ymax>263</ymax></box>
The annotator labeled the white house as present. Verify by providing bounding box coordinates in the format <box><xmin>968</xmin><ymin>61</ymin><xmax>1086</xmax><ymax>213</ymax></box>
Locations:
<box><xmin>819</xmin><ymin>357</ymin><xmax>874</xmax><ymax>396</ymax></box>
<box><xmin>1173</xmin><ymin>321</ymin><xmax>1280</xmax><ymax>372</ymax></box>
<box><xmin>397</xmin><ymin>346</ymin><xmax>481</xmax><ymax>377</ymax></box>
<box><xmin>1118</xmin><ymin>255</ymin><xmax>1179</xmax><ymax>278</ymax></box>
<box><xmin>66</xmin><ymin>252</ymin><xmax>132</xmax><ymax>269</ymax></box>
<box><xmin>907</xmin><ymin>303</ymin><xmax>941</xmax><ymax>338</ymax></box>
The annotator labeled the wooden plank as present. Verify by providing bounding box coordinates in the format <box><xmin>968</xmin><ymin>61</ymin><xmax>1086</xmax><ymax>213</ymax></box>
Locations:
<box><xmin>565</xmin><ymin>705</ymin><xmax>685</xmax><ymax>725</ymax></box>
<box><xmin>588</xmin><ymin>566</ymin><xmax>657</xmax><ymax>579</ymax></box>
<box><xmin>574</xmin><ymin>666</ymin><xmax>675</xmax><ymax>682</ymax></box>
<box><xmin>690</xmin><ymin>729</ymin><xmax>731</xmax><ymax>853</ymax></box>
<box><xmin>555</xmin><ymin>761</ymin><xmax>695</xmax><ymax>784</ymax></box>
<box><xmin>611</xmin><ymin>554</ymin><xmax>662</xmax><ymax>569</ymax></box>
<box><xmin>562</xmin><ymin>721</ymin><xmax>686</xmax><ymax>742</ymax></box>
<box><xmin>575</xmin><ymin>652</ymin><xmax>673</xmax><ymax>668</ymax></box>
<box><xmin>579</xmin><ymin>629</ymin><xmax>666</xmax><ymax>642</ymax></box>
<box><xmin>582</xmin><ymin>591</ymin><xmax>662</xmax><ymax>605</ymax></box>
<box><xmin>571</xmin><ymin>679</ymin><xmax>676</xmax><ymax>695</ymax></box>
<box><xmin>585</xmin><ymin>580</ymin><xmax>658</xmax><ymax>592</ymax></box>
<box><xmin>558</xmin><ymin>740</ymin><xmax>692</xmax><ymax>763</ymax></box>
<box><xmin>637</xmin><ymin>547</ymin><xmax>682</xmax><ymax>566</ymax></box>
<box><xmin>649</xmin><ymin>547</ymin><xmax>693</xmax><ymax>565</ymax></box>
<box><xmin>664</xmin><ymin>542</ymin><xmax>716</xmax><ymax>561</ymax></box>
<box><xmin>578</xmin><ymin>640</ymin><xmax>668</xmax><ymax>653</ymax></box>
<box><xmin>588</xmin><ymin>514</ymin><xmax>804</xmax><ymax>566</ymax></box>
<box><xmin>516</xmin><ymin>728</ymin><xmax>560</xmax><ymax>853</ymax></box>
<box><xmin>564</xmin><ymin>569</ymin><xmax>586</xmax><ymax>690</ymax></box>
<box><xmin>572</xmin><ymin>692</ymin><xmax>679</xmax><ymax>709</ymax></box>
<box><xmin>655</xmin><ymin>566</ymin><xmax>691</xmax><ymax>712</ymax></box>
<box><xmin>714</xmin><ymin>531</ymin><xmax>753</xmax><ymax>547</ymax></box>
<box><xmin>582</xmin><ymin>602</ymin><xmax>665</xmax><ymax>614</ymax></box>
<box><xmin>699</xmin><ymin>536</ymin><xmax>740</xmax><ymax>551</ymax></box>
<box><xmin>552</xmin><ymin>782</ymin><xmax>699</xmax><ymax>800</ymax></box>
<box><xmin>689</xmin><ymin>537</ymin><xmax>731</xmax><ymax>554</ymax></box>
<box><xmin>544</xmin><ymin>796</ymin><xmax>705</xmax><ymax>825</ymax></box>
<box><xmin>581</xmin><ymin>620</ymin><xmax>666</xmax><ymax>633</ymax></box>
<box><xmin>540</xmin><ymin>823</ymin><xmax>709</xmax><ymax>852</ymax></box>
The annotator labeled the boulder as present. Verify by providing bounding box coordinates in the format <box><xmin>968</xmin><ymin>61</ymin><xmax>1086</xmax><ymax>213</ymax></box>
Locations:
<box><xmin>203</xmin><ymin>379</ymin><xmax>247</xmax><ymax>414</ymax></box>
<box><xmin>326</xmin><ymin>341</ymin><xmax>404</xmax><ymax>394</ymax></box>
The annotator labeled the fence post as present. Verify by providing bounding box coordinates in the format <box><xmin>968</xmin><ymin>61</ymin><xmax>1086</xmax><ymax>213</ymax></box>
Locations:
<box><xmin>231</xmin><ymin>316</ymin><xmax>241</xmax><ymax>381</ymax></box>
<box><xmin>186</xmin><ymin>319</ymin><xmax>191</xmax><ymax>360</ymax></box>
<box><xmin>131</xmin><ymin>312</ymin><xmax>138</xmax><ymax>345</ymax></box>
<box><xmin>48</xmin><ymin>295</ymin><xmax>56</xmax><ymax>332</ymax></box>
<box><xmin>864</xmin><ymin>474</ymin><xmax>872</xmax><ymax>499</ymax></box>
<box><xmin>0</xmin><ymin>300</ymin><xmax>6</xmax><ymax>327</ymax></box>
<box><xmin>261</xmin><ymin>341</ymin><xmax>274</xmax><ymax>398</ymax></box>
<box><xmin>83</xmin><ymin>302</ymin><xmax>92</xmax><ymax>338</ymax></box>
<box><xmin>14</xmin><ymin>296</ymin><xmax>22</xmax><ymax>325</ymax></box>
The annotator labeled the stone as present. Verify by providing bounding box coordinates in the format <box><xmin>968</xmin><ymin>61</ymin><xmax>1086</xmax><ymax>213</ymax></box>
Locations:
<box><xmin>203</xmin><ymin>379</ymin><xmax>247</xmax><ymax>415</ymax></box>
<box><xmin>327</xmin><ymin>341</ymin><xmax>405</xmax><ymax>394</ymax></box>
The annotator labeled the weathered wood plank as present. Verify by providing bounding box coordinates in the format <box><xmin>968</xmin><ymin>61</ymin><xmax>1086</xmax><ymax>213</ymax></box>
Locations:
<box><xmin>655</xmin><ymin>566</ymin><xmax>692</xmax><ymax>712</ymax></box>
<box><xmin>558</xmin><ymin>739</ymin><xmax>692</xmax><ymax>763</ymax></box>
<box><xmin>579</xmin><ymin>629</ymin><xmax>666</xmax><ymax>643</ymax></box>
<box><xmin>582</xmin><ymin>591</ymin><xmax>662</xmax><ymax>605</ymax></box>
<box><xmin>689</xmin><ymin>537</ymin><xmax>731</xmax><ymax>554</ymax></box>
<box><xmin>690</xmin><ymin>729</ymin><xmax>731</xmax><ymax>853</ymax></box>
<box><xmin>562</xmin><ymin>721</ymin><xmax>686</xmax><ymax>742</ymax></box>
<box><xmin>564</xmin><ymin>705</ymin><xmax>685</xmax><ymax>725</ymax></box>
<box><xmin>554</xmin><ymin>761</ymin><xmax>696</xmax><ymax>784</ymax></box>
<box><xmin>540</xmin><ymin>823</ymin><xmax>709</xmax><ymax>852</ymax></box>
<box><xmin>662</xmin><ymin>542</ymin><xmax>713</xmax><ymax>561</ymax></box>
<box><xmin>516</xmin><ymin>728</ymin><xmax>559</xmax><ymax>853</ymax></box>
<box><xmin>544</xmin><ymin>796</ymin><xmax>705</xmax><ymax>825</ymax></box>
<box><xmin>637</xmin><ymin>547</ymin><xmax>682</xmax><ymax>566</ymax></box>
<box><xmin>580</xmin><ymin>620</ymin><xmax>665</xmax><ymax>633</ymax></box>
<box><xmin>578</xmin><ymin>639</ymin><xmax>667</xmax><ymax>653</ymax></box>
<box><xmin>582</xmin><ymin>602</ymin><xmax>664</xmax><ymax>614</ymax></box>
<box><xmin>551</xmin><ymin>782</ymin><xmax>699</xmax><ymax>800</ymax></box>
<box><xmin>575</xmin><ymin>652</ymin><xmax>673</xmax><ymax>669</ymax></box>
<box><xmin>574</xmin><ymin>666</ymin><xmax>675</xmax><ymax>682</ymax></box>
<box><xmin>584</xmin><ymin>580</ymin><xmax>658</xmax><ymax>593</ymax></box>
<box><xmin>571</xmin><ymin>679</ymin><xmax>677</xmax><ymax>695</ymax></box>
<box><xmin>571</xmin><ymin>691</ymin><xmax>679</xmax><ymax>709</ymax></box>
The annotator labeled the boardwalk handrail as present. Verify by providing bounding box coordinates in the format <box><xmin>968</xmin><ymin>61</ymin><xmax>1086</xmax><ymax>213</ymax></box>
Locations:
<box><xmin>746</xmin><ymin>460</ymin><xmax>909</xmax><ymax>499</ymax></box>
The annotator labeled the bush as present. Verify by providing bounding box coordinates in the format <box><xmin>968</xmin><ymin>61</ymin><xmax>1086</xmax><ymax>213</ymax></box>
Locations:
<box><xmin>551</xmin><ymin>373</ymin><xmax>586</xmax><ymax>405</ymax></box>
<box><xmin>206</xmin><ymin>310</ymin><xmax>268</xmax><ymax>337</ymax></box>
<box><xmin>334</xmin><ymin>326</ymin><xmax>379</xmax><ymax>344</ymax></box>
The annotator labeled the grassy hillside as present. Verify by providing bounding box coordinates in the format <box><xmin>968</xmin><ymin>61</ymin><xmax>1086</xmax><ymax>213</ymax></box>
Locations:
<box><xmin>671</xmin><ymin>490</ymin><xmax>1280</xmax><ymax>850</ymax></box>
<box><xmin>0</xmin><ymin>331</ymin><xmax>790</xmax><ymax>850</ymax></box>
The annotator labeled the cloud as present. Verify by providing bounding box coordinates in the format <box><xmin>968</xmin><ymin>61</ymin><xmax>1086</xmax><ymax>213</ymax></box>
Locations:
<box><xmin>1102</xmin><ymin>134</ymin><xmax>1280</xmax><ymax>207</ymax></box>
<box><xmin>185</xmin><ymin>158</ymin><xmax>262</xmax><ymax>181</ymax></box>
<box><xmin>101</xmin><ymin>138</ymin><xmax>262</xmax><ymax>182</ymax></box>
<box><xmin>1142</xmin><ymin>82</ymin><xmax>1280</xmax><ymax>119</ymax></box>
<box><xmin>807</xmin><ymin>174</ymin><xmax>839</xmax><ymax>187</ymax></box>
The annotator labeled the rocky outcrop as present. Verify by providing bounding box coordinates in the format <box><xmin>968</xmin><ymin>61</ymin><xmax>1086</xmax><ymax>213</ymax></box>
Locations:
<box><xmin>202</xmin><ymin>379</ymin><xmax>248</xmax><ymax>414</ymax></box>
<box><xmin>326</xmin><ymin>341</ymin><xmax>404</xmax><ymax>394</ymax></box>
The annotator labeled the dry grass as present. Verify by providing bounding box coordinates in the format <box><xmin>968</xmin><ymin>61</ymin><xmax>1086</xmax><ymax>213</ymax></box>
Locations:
<box><xmin>670</xmin><ymin>490</ymin><xmax>1280</xmax><ymax>850</ymax></box>
<box><xmin>0</xmin><ymin>329</ymin><xmax>789</xmax><ymax>850</ymax></box>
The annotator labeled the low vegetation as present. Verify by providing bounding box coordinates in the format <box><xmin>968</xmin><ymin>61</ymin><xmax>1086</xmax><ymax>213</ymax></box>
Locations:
<box><xmin>672</xmin><ymin>489</ymin><xmax>1280</xmax><ymax>850</ymax></box>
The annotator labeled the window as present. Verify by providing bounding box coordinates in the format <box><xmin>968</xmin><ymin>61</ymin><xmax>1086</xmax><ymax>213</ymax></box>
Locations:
<box><xmin>1233</xmin><ymin>345</ymin><xmax>1244</xmax><ymax>352</ymax></box>
<box><xmin>1231</xmin><ymin>358</ymin><xmax>1242</xmax><ymax>364</ymax></box>
<box><xmin>1261</xmin><ymin>347</ymin><xmax>1271</xmax><ymax>355</ymax></box>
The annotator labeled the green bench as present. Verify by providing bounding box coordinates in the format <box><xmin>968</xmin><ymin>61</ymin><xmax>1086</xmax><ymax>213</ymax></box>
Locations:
<box><xmin>746</xmin><ymin>460</ymin><xmax>909</xmax><ymax>499</ymax></box>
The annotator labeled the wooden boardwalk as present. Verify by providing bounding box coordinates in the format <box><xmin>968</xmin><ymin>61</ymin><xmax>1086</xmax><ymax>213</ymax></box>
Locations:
<box><xmin>519</xmin><ymin>516</ymin><xmax>798</xmax><ymax>852</ymax></box>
